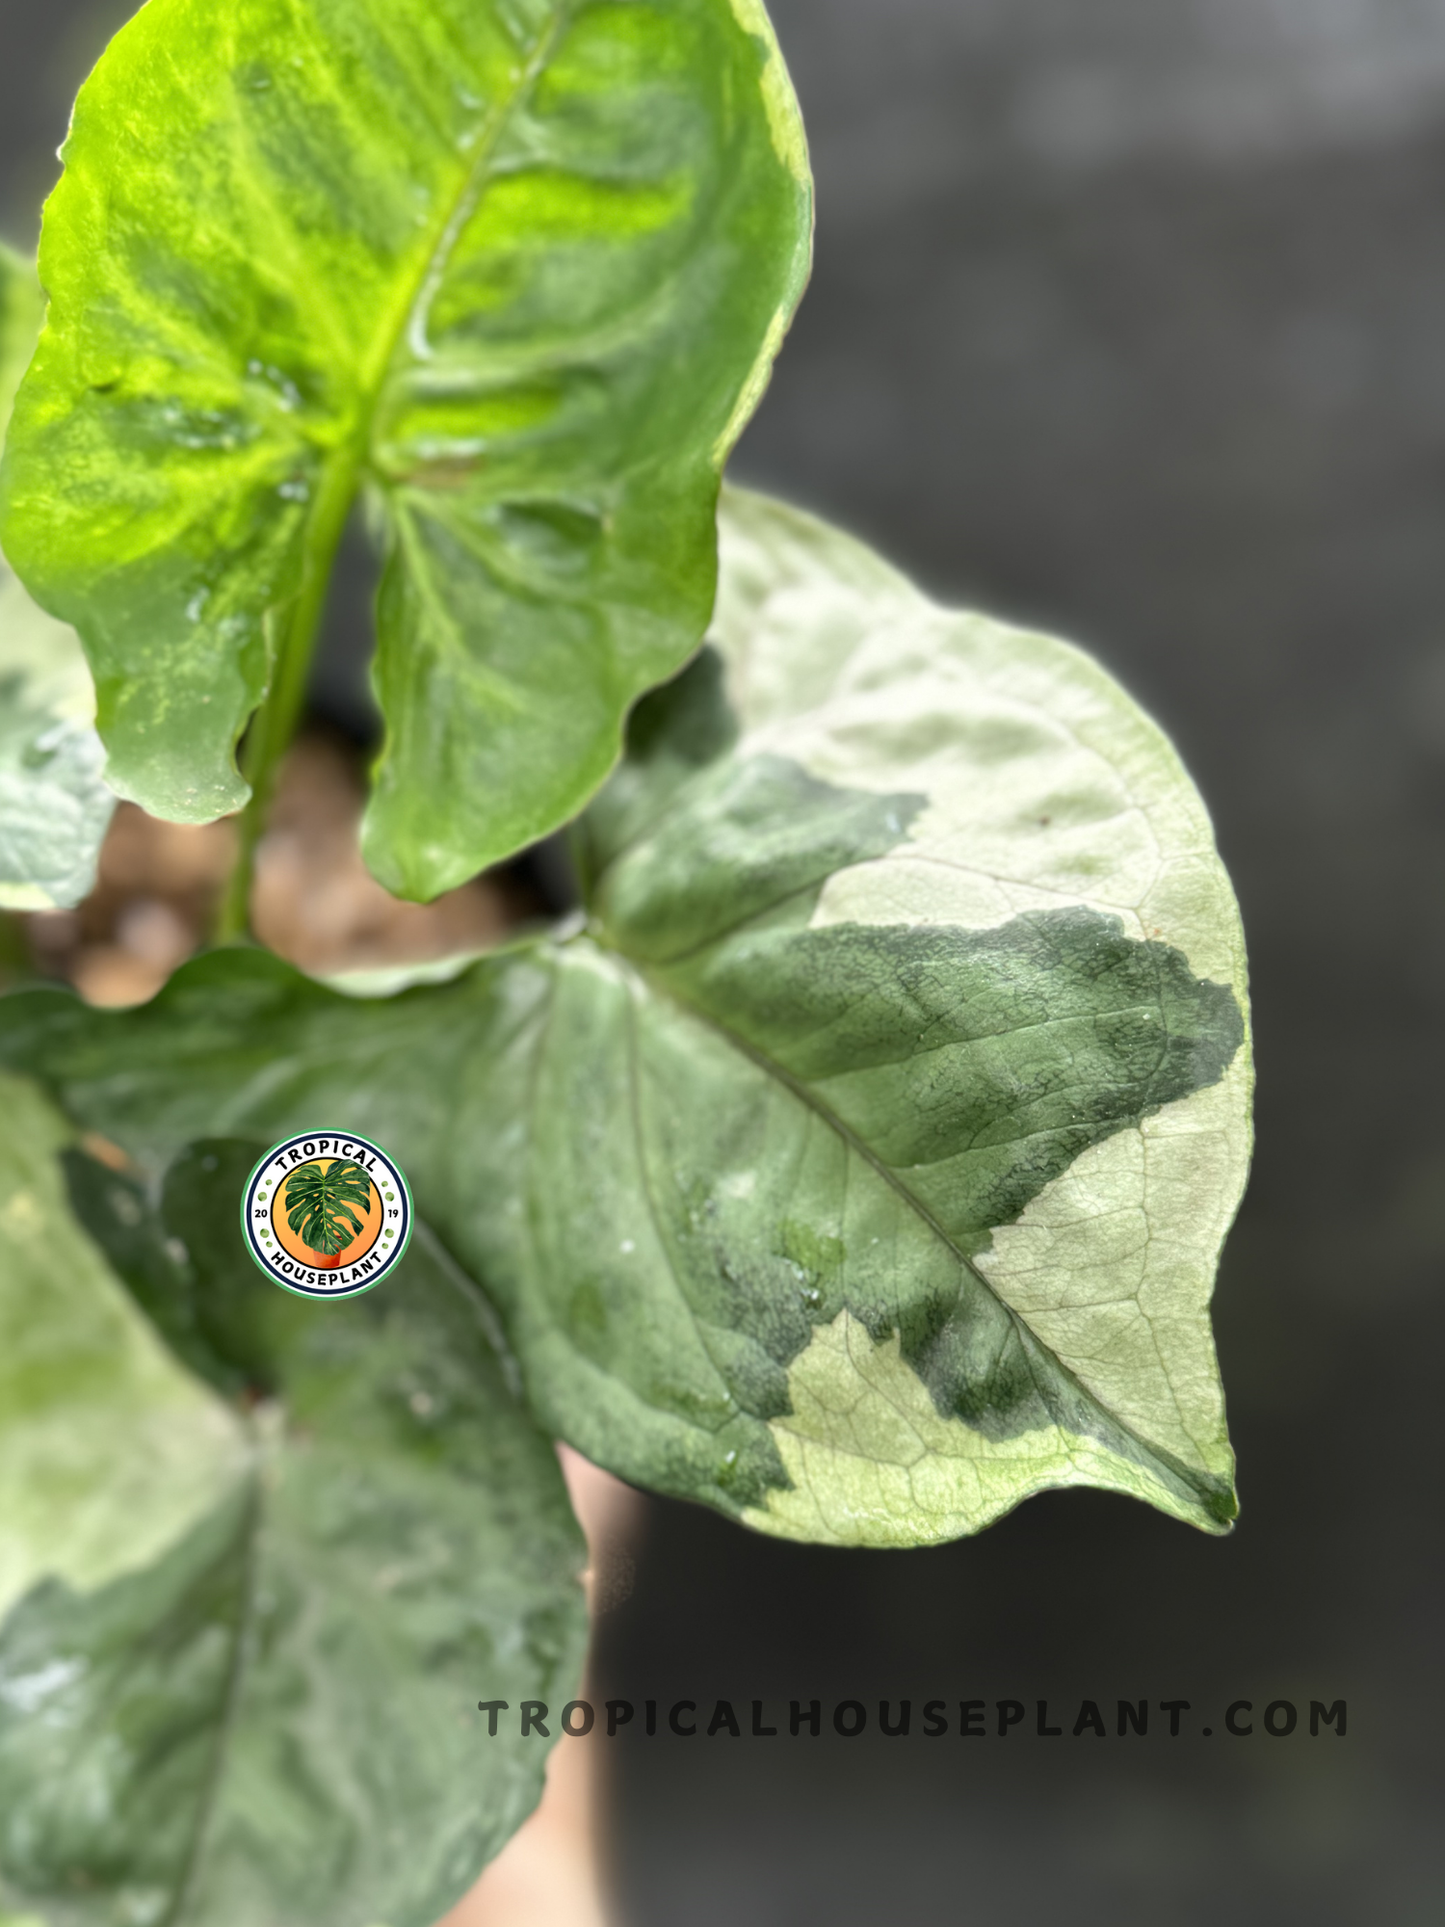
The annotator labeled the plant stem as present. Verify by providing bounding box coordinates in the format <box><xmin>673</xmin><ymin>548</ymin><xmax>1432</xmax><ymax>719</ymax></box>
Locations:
<box><xmin>215</xmin><ymin>454</ymin><xmax>361</xmax><ymax>943</ymax></box>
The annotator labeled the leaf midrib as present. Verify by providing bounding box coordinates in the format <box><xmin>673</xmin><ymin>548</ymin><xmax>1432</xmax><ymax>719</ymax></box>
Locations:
<box><xmin>591</xmin><ymin>936</ymin><xmax>1222</xmax><ymax>1517</ymax></box>
<box><xmin>160</xmin><ymin>1460</ymin><xmax>264</xmax><ymax>1927</ymax></box>
<box><xmin>230</xmin><ymin>7</ymin><xmax>573</xmax><ymax>826</ymax></box>
<box><xmin>283</xmin><ymin>4</ymin><xmax>572</xmax><ymax>619</ymax></box>
<box><xmin>351</xmin><ymin>2</ymin><xmax>572</xmax><ymax>487</ymax></box>
<box><xmin>146</xmin><ymin>1237</ymin><xmax>534</xmax><ymax>1925</ymax></box>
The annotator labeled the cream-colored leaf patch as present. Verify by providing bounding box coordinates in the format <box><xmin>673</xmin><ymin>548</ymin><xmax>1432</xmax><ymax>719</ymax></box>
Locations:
<box><xmin>717</xmin><ymin>491</ymin><xmax>1243</xmax><ymax>984</ymax></box>
<box><xmin>743</xmin><ymin>1309</ymin><xmax>1228</xmax><ymax>1547</ymax></box>
<box><xmin>973</xmin><ymin>1061</ymin><xmax>1250</xmax><ymax>1481</ymax></box>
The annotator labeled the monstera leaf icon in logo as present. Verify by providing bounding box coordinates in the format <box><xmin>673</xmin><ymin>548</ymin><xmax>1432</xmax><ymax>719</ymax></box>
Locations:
<box><xmin>241</xmin><ymin>1131</ymin><xmax>412</xmax><ymax>1297</ymax></box>
<box><xmin>284</xmin><ymin>1158</ymin><xmax>374</xmax><ymax>1265</ymax></box>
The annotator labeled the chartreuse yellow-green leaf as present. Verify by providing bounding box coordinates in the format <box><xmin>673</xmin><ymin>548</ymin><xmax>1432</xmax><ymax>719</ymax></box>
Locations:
<box><xmin>0</xmin><ymin>249</ymin><xmax>114</xmax><ymax>911</ymax></box>
<box><xmin>0</xmin><ymin>0</ymin><xmax>811</xmax><ymax>898</ymax></box>
<box><xmin>0</xmin><ymin>490</ymin><xmax>1251</xmax><ymax>1546</ymax></box>
<box><xmin>0</xmin><ymin>1117</ymin><xmax>587</xmax><ymax>1927</ymax></box>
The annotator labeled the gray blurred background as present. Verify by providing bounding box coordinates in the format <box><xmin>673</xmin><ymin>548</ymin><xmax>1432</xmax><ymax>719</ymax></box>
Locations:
<box><xmin>4</xmin><ymin>1</ymin><xmax>1444</xmax><ymax>1921</ymax></box>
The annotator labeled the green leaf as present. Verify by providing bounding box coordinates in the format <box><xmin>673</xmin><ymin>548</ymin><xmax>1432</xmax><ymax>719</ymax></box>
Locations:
<box><xmin>0</xmin><ymin>250</ymin><xmax>114</xmax><ymax>912</ymax></box>
<box><xmin>0</xmin><ymin>1124</ymin><xmax>588</xmax><ymax>1926</ymax></box>
<box><xmin>0</xmin><ymin>0</ymin><xmax>812</xmax><ymax>898</ymax></box>
<box><xmin>0</xmin><ymin>489</ymin><xmax>1251</xmax><ymax>1545</ymax></box>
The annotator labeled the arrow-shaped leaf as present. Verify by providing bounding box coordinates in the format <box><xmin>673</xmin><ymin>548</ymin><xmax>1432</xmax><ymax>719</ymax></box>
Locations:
<box><xmin>0</xmin><ymin>490</ymin><xmax>1251</xmax><ymax>1544</ymax></box>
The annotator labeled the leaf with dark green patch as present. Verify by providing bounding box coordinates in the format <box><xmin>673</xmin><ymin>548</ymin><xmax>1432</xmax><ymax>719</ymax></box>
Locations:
<box><xmin>0</xmin><ymin>1115</ymin><xmax>588</xmax><ymax>1926</ymax></box>
<box><xmin>0</xmin><ymin>489</ymin><xmax>1251</xmax><ymax>1544</ymax></box>
<box><xmin>0</xmin><ymin>0</ymin><xmax>811</xmax><ymax>898</ymax></box>
<box><xmin>0</xmin><ymin>249</ymin><xmax>114</xmax><ymax>911</ymax></box>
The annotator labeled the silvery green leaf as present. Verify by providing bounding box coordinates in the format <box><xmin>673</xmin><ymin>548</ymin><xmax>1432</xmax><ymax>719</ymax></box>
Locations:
<box><xmin>0</xmin><ymin>1072</ymin><xmax>246</xmax><ymax>1631</ymax></box>
<box><xmin>0</xmin><ymin>563</ymin><xmax>115</xmax><ymax>912</ymax></box>
<box><xmin>0</xmin><ymin>489</ymin><xmax>1250</xmax><ymax>1544</ymax></box>
<box><xmin>0</xmin><ymin>1113</ymin><xmax>587</xmax><ymax>1925</ymax></box>
<box><xmin>0</xmin><ymin>0</ymin><xmax>811</xmax><ymax>898</ymax></box>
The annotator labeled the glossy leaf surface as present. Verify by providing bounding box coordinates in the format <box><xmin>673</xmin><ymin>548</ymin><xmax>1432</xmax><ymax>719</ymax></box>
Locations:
<box><xmin>0</xmin><ymin>490</ymin><xmax>1251</xmax><ymax>1544</ymax></box>
<box><xmin>0</xmin><ymin>0</ymin><xmax>811</xmax><ymax>897</ymax></box>
<box><xmin>0</xmin><ymin>250</ymin><xmax>113</xmax><ymax>911</ymax></box>
<box><xmin>0</xmin><ymin>1121</ymin><xmax>587</xmax><ymax>1925</ymax></box>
